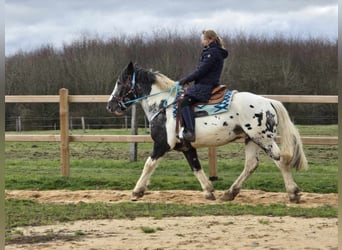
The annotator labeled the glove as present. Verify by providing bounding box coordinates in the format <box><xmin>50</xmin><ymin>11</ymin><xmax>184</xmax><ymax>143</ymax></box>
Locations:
<box><xmin>179</xmin><ymin>78</ymin><xmax>187</xmax><ymax>85</ymax></box>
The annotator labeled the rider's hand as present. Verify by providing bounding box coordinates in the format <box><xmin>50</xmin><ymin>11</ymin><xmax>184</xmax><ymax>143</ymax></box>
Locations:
<box><xmin>179</xmin><ymin>78</ymin><xmax>187</xmax><ymax>85</ymax></box>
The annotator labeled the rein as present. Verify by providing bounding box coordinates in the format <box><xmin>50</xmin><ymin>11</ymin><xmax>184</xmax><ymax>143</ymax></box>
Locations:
<box><xmin>123</xmin><ymin>75</ymin><xmax>181</xmax><ymax>108</ymax></box>
<box><xmin>109</xmin><ymin>71</ymin><xmax>181</xmax><ymax>120</ymax></box>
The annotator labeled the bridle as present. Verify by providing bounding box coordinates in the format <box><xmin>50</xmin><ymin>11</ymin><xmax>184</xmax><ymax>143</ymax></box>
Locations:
<box><xmin>109</xmin><ymin>71</ymin><xmax>181</xmax><ymax>112</ymax></box>
<box><xmin>108</xmin><ymin>72</ymin><xmax>137</xmax><ymax>110</ymax></box>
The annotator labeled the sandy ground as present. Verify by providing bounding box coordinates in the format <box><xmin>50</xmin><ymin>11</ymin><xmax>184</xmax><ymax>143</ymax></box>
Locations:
<box><xmin>6</xmin><ymin>189</ymin><xmax>338</xmax><ymax>250</ymax></box>
<box><xmin>5</xmin><ymin>189</ymin><xmax>338</xmax><ymax>207</ymax></box>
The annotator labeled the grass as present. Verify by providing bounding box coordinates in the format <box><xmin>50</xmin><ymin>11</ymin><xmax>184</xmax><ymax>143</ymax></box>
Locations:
<box><xmin>4</xmin><ymin>125</ymin><xmax>338</xmax><ymax>232</ymax></box>
<box><xmin>6</xmin><ymin>198</ymin><xmax>337</xmax><ymax>243</ymax></box>
<box><xmin>5</xmin><ymin>125</ymin><xmax>338</xmax><ymax>193</ymax></box>
<box><xmin>295</xmin><ymin>124</ymin><xmax>338</xmax><ymax>136</ymax></box>
<box><xmin>5</xmin><ymin>142</ymin><xmax>337</xmax><ymax>193</ymax></box>
<box><xmin>141</xmin><ymin>226</ymin><xmax>163</xmax><ymax>234</ymax></box>
<box><xmin>258</xmin><ymin>218</ymin><xmax>271</xmax><ymax>225</ymax></box>
<box><xmin>5</xmin><ymin>199</ymin><xmax>337</xmax><ymax>229</ymax></box>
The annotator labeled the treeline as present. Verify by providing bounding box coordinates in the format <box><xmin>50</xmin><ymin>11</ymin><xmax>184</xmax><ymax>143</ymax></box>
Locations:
<box><xmin>5</xmin><ymin>30</ymin><xmax>337</xmax><ymax>130</ymax></box>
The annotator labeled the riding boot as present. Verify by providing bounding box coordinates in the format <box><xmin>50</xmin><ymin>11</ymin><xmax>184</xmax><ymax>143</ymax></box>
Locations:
<box><xmin>181</xmin><ymin>106</ymin><xmax>196</xmax><ymax>142</ymax></box>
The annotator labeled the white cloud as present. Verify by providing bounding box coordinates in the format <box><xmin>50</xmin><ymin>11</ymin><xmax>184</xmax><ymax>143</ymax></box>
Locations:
<box><xmin>5</xmin><ymin>0</ymin><xmax>338</xmax><ymax>56</ymax></box>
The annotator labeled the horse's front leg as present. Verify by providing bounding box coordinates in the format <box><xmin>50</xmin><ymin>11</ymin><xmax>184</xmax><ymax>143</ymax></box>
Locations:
<box><xmin>131</xmin><ymin>156</ymin><xmax>160</xmax><ymax>201</ymax></box>
<box><xmin>131</xmin><ymin>130</ymin><xmax>171</xmax><ymax>201</ymax></box>
<box><xmin>183</xmin><ymin>147</ymin><xmax>215</xmax><ymax>200</ymax></box>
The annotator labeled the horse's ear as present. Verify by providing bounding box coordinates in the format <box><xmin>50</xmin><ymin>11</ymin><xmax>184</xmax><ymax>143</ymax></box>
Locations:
<box><xmin>126</xmin><ymin>62</ymin><xmax>134</xmax><ymax>74</ymax></box>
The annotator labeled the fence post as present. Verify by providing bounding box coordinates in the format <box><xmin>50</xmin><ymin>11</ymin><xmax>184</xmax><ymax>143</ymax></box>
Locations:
<box><xmin>59</xmin><ymin>88</ymin><xmax>70</xmax><ymax>177</ymax></box>
<box><xmin>81</xmin><ymin>116</ymin><xmax>86</xmax><ymax>132</ymax></box>
<box><xmin>130</xmin><ymin>104</ymin><xmax>138</xmax><ymax>161</ymax></box>
<box><xmin>208</xmin><ymin>147</ymin><xmax>218</xmax><ymax>181</ymax></box>
<box><xmin>16</xmin><ymin>116</ymin><xmax>22</xmax><ymax>132</ymax></box>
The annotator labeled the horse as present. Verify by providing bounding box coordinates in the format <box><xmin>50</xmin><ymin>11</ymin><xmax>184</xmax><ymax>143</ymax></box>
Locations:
<box><xmin>106</xmin><ymin>62</ymin><xmax>308</xmax><ymax>203</ymax></box>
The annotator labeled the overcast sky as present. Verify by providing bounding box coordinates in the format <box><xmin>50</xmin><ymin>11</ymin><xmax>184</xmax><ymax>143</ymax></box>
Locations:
<box><xmin>5</xmin><ymin>0</ymin><xmax>338</xmax><ymax>56</ymax></box>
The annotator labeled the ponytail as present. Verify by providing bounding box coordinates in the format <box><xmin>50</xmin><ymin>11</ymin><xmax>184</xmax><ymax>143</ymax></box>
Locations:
<box><xmin>215</xmin><ymin>36</ymin><xmax>225</xmax><ymax>48</ymax></box>
<box><xmin>202</xmin><ymin>29</ymin><xmax>225</xmax><ymax>48</ymax></box>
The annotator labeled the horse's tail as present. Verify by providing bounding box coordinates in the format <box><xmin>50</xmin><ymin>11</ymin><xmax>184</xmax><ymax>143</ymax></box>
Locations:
<box><xmin>271</xmin><ymin>100</ymin><xmax>308</xmax><ymax>171</ymax></box>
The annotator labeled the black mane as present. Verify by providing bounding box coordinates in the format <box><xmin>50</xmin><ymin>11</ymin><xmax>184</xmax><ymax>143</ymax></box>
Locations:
<box><xmin>130</xmin><ymin>67</ymin><xmax>157</xmax><ymax>97</ymax></box>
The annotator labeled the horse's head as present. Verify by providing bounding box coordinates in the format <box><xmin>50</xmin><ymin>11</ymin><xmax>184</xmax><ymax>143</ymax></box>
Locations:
<box><xmin>107</xmin><ymin>62</ymin><xmax>137</xmax><ymax>115</ymax></box>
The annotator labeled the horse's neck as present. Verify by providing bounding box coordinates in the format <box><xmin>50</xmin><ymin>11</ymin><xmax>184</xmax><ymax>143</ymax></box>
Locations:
<box><xmin>140</xmin><ymin>86</ymin><xmax>169</xmax><ymax>121</ymax></box>
<box><xmin>154</xmin><ymin>73</ymin><xmax>176</xmax><ymax>90</ymax></box>
<box><xmin>140</xmin><ymin>75</ymin><xmax>177</xmax><ymax>121</ymax></box>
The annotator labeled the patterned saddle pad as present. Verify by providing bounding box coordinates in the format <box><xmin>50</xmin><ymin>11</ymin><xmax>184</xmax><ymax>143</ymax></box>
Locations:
<box><xmin>194</xmin><ymin>90</ymin><xmax>237</xmax><ymax>117</ymax></box>
<box><xmin>173</xmin><ymin>90</ymin><xmax>237</xmax><ymax>118</ymax></box>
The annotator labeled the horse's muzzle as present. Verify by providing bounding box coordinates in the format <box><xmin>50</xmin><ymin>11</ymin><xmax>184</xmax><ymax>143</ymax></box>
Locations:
<box><xmin>106</xmin><ymin>101</ymin><xmax>126</xmax><ymax>116</ymax></box>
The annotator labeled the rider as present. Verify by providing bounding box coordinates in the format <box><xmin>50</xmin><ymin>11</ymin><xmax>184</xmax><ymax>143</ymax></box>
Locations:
<box><xmin>179</xmin><ymin>29</ymin><xmax>228</xmax><ymax>142</ymax></box>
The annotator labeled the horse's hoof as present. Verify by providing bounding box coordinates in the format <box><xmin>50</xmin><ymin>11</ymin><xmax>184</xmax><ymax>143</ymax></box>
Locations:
<box><xmin>220</xmin><ymin>190</ymin><xmax>238</xmax><ymax>201</ymax></box>
<box><xmin>289</xmin><ymin>192</ymin><xmax>301</xmax><ymax>203</ymax></box>
<box><xmin>289</xmin><ymin>194</ymin><xmax>301</xmax><ymax>203</ymax></box>
<box><xmin>288</xmin><ymin>188</ymin><xmax>301</xmax><ymax>203</ymax></box>
<box><xmin>131</xmin><ymin>196</ymin><xmax>139</xmax><ymax>201</ymax></box>
<box><xmin>205</xmin><ymin>192</ymin><xmax>216</xmax><ymax>200</ymax></box>
<box><xmin>131</xmin><ymin>191</ymin><xmax>144</xmax><ymax>201</ymax></box>
<box><xmin>220</xmin><ymin>193</ymin><xmax>234</xmax><ymax>201</ymax></box>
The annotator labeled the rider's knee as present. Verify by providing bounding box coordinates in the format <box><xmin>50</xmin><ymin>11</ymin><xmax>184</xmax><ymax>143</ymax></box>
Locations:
<box><xmin>181</xmin><ymin>95</ymin><xmax>197</xmax><ymax>108</ymax></box>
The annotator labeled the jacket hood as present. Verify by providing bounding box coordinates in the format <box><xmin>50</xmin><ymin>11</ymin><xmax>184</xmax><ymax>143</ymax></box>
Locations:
<box><xmin>219</xmin><ymin>47</ymin><xmax>228</xmax><ymax>59</ymax></box>
<box><xmin>207</xmin><ymin>41</ymin><xmax>228</xmax><ymax>59</ymax></box>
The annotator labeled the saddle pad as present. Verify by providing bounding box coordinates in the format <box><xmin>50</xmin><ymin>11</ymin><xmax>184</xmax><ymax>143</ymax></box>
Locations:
<box><xmin>194</xmin><ymin>90</ymin><xmax>237</xmax><ymax>117</ymax></box>
<box><xmin>173</xmin><ymin>90</ymin><xmax>238</xmax><ymax>118</ymax></box>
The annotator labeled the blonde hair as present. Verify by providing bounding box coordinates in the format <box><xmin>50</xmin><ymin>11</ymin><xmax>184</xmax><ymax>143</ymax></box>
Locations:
<box><xmin>202</xmin><ymin>30</ymin><xmax>225</xmax><ymax>48</ymax></box>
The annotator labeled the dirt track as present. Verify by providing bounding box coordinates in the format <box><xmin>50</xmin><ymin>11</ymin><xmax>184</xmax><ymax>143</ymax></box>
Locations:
<box><xmin>6</xmin><ymin>190</ymin><xmax>338</xmax><ymax>250</ymax></box>
<box><xmin>5</xmin><ymin>189</ymin><xmax>338</xmax><ymax>207</ymax></box>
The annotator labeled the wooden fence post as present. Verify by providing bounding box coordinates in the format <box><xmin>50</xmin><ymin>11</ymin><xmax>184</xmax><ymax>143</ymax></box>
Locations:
<box><xmin>81</xmin><ymin>116</ymin><xmax>86</xmax><ymax>132</ymax></box>
<box><xmin>16</xmin><ymin>116</ymin><xmax>22</xmax><ymax>132</ymax></box>
<box><xmin>208</xmin><ymin>147</ymin><xmax>218</xmax><ymax>181</ymax></box>
<box><xmin>129</xmin><ymin>104</ymin><xmax>138</xmax><ymax>161</ymax></box>
<box><xmin>59</xmin><ymin>88</ymin><xmax>70</xmax><ymax>177</ymax></box>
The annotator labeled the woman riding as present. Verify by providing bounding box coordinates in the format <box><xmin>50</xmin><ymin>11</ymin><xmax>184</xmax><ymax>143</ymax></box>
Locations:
<box><xmin>179</xmin><ymin>29</ymin><xmax>228</xmax><ymax>142</ymax></box>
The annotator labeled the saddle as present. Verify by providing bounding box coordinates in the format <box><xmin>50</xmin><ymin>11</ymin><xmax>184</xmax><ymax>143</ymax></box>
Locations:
<box><xmin>195</xmin><ymin>85</ymin><xmax>227</xmax><ymax>105</ymax></box>
<box><xmin>175</xmin><ymin>85</ymin><xmax>228</xmax><ymax>135</ymax></box>
<box><xmin>178</xmin><ymin>85</ymin><xmax>227</xmax><ymax>106</ymax></box>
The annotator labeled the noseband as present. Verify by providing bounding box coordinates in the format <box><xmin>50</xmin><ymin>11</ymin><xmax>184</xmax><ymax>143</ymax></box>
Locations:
<box><xmin>108</xmin><ymin>72</ymin><xmax>137</xmax><ymax>109</ymax></box>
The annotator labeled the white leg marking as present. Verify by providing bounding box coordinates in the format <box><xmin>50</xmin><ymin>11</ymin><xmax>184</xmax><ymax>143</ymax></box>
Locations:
<box><xmin>194</xmin><ymin>169</ymin><xmax>215</xmax><ymax>200</ymax></box>
<box><xmin>133</xmin><ymin>157</ymin><xmax>159</xmax><ymax>194</ymax></box>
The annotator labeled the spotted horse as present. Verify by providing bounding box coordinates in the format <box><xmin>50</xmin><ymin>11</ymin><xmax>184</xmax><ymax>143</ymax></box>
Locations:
<box><xmin>107</xmin><ymin>62</ymin><xmax>308</xmax><ymax>203</ymax></box>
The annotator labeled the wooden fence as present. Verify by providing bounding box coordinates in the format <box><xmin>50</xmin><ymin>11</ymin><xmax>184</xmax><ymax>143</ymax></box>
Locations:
<box><xmin>5</xmin><ymin>88</ymin><xmax>338</xmax><ymax>177</ymax></box>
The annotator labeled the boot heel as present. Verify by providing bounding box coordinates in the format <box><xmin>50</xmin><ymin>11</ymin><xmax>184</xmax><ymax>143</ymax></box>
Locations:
<box><xmin>183</xmin><ymin>130</ymin><xmax>195</xmax><ymax>142</ymax></box>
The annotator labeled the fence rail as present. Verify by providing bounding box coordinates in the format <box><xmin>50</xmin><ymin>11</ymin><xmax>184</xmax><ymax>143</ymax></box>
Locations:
<box><xmin>5</xmin><ymin>95</ymin><xmax>339</xmax><ymax>103</ymax></box>
<box><xmin>5</xmin><ymin>88</ymin><xmax>338</xmax><ymax>177</ymax></box>
<box><xmin>5</xmin><ymin>134</ymin><xmax>338</xmax><ymax>144</ymax></box>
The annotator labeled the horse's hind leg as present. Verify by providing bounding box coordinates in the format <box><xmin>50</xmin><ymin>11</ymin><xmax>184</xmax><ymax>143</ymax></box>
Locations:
<box><xmin>221</xmin><ymin>140</ymin><xmax>259</xmax><ymax>201</ymax></box>
<box><xmin>274</xmin><ymin>158</ymin><xmax>301</xmax><ymax>203</ymax></box>
<box><xmin>255</xmin><ymin>139</ymin><xmax>301</xmax><ymax>203</ymax></box>
<box><xmin>258</xmin><ymin>139</ymin><xmax>301</xmax><ymax>203</ymax></box>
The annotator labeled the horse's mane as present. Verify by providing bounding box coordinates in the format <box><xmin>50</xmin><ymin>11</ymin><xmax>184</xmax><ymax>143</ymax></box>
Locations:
<box><xmin>154</xmin><ymin>72</ymin><xmax>176</xmax><ymax>90</ymax></box>
<box><xmin>135</xmin><ymin>67</ymin><xmax>176</xmax><ymax>90</ymax></box>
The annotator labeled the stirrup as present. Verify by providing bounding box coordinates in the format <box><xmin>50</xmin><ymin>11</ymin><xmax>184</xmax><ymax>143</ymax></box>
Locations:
<box><xmin>183</xmin><ymin>130</ymin><xmax>195</xmax><ymax>142</ymax></box>
<box><xmin>178</xmin><ymin>127</ymin><xmax>195</xmax><ymax>142</ymax></box>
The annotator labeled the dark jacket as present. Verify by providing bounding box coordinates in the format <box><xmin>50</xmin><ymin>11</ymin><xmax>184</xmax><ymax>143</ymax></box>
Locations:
<box><xmin>181</xmin><ymin>41</ymin><xmax>228</xmax><ymax>102</ymax></box>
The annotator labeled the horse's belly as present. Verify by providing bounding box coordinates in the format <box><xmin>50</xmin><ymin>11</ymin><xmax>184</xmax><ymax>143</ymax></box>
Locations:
<box><xmin>192</xmin><ymin>115</ymin><xmax>240</xmax><ymax>147</ymax></box>
<box><xmin>193</xmin><ymin>133</ymin><xmax>236</xmax><ymax>147</ymax></box>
